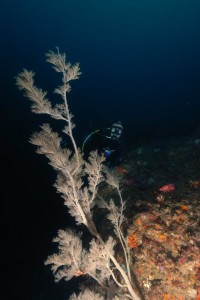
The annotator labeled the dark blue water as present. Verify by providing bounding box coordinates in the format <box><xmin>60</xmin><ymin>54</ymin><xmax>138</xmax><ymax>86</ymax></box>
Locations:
<box><xmin>1</xmin><ymin>0</ymin><xmax>200</xmax><ymax>299</ymax></box>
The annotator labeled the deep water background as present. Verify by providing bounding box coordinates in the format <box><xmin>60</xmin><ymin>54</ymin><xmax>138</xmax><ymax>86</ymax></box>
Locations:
<box><xmin>1</xmin><ymin>0</ymin><xmax>200</xmax><ymax>299</ymax></box>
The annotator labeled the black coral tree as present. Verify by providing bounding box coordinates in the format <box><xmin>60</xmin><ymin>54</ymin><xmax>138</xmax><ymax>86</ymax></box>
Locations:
<box><xmin>16</xmin><ymin>49</ymin><xmax>140</xmax><ymax>300</ymax></box>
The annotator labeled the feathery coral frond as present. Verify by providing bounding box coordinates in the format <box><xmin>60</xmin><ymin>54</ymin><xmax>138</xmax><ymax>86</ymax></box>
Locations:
<box><xmin>16</xmin><ymin>49</ymin><xmax>141</xmax><ymax>300</ymax></box>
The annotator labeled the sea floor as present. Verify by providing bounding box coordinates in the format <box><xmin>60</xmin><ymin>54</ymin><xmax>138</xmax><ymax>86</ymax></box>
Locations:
<box><xmin>98</xmin><ymin>128</ymin><xmax>200</xmax><ymax>300</ymax></box>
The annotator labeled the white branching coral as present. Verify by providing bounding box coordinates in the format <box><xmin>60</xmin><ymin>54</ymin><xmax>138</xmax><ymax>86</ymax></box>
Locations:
<box><xmin>45</xmin><ymin>230</ymin><xmax>117</xmax><ymax>286</ymax></box>
<box><xmin>16</xmin><ymin>49</ymin><xmax>140</xmax><ymax>300</ymax></box>
<box><xmin>69</xmin><ymin>289</ymin><xmax>104</xmax><ymax>300</ymax></box>
<box><xmin>45</xmin><ymin>229</ymin><xmax>86</xmax><ymax>281</ymax></box>
<box><xmin>84</xmin><ymin>237</ymin><xmax>116</xmax><ymax>284</ymax></box>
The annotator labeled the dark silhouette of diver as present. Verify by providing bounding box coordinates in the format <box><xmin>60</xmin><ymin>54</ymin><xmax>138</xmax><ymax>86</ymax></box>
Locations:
<box><xmin>82</xmin><ymin>121</ymin><xmax>124</xmax><ymax>167</ymax></box>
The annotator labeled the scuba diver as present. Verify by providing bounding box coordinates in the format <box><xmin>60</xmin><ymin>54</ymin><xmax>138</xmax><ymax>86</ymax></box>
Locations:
<box><xmin>82</xmin><ymin>121</ymin><xmax>124</xmax><ymax>166</ymax></box>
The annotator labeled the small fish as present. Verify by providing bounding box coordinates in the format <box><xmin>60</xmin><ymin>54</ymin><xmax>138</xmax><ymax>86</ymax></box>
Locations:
<box><xmin>190</xmin><ymin>180</ymin><xmax>200</xmax><ymax>188</ymax></box>
<box><xmin>116</xmin><ymin>166</ymin><xmax>127</xmax><ymax>175</ymax></box>
<box><xmin>159</xmin><ymin>183</ymin><xmax>175</xmax><ymax>192</ymax></box>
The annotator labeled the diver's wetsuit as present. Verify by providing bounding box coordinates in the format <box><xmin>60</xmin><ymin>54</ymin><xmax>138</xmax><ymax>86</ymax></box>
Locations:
<box><xmin>83</xmin><ymin>127</ymin><xmax>123</xmax><ymax>166</ymax></box>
